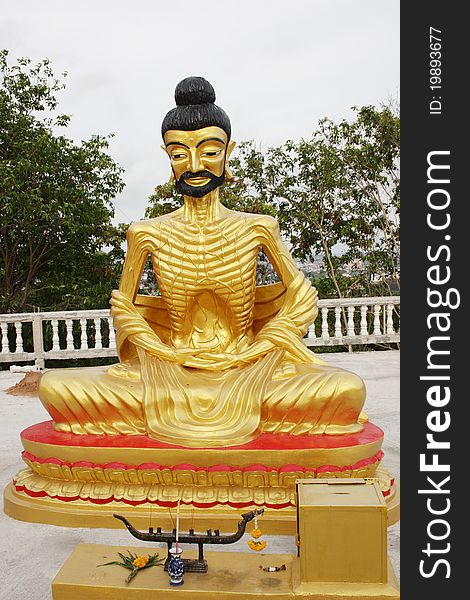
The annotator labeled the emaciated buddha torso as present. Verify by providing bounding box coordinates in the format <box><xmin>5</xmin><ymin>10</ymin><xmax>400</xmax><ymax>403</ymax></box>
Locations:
<box><xmin>153</xmin><ymin>211</ymin><xmax>259</xmax><ymax>353</ymax></box>
<box><xmin>131</xmin><ymin>204</ymin><xmax>290</xmax><ymax>355</ymax></box>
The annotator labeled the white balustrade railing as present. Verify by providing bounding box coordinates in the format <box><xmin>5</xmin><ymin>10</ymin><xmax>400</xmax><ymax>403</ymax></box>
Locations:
<box><xmin>0</xmin><ymin>309</ymin><xmax>116</xmax><ymax>368</ymax></box>
<box><xmin>306</xmin><ymin>296</ymin><xmax>400</xmax><ymax>347</ymax></box>
<box><xmin>0</xmin><ymin>296</ymin><xmax>400</xmax><ymax>368</ymax></box>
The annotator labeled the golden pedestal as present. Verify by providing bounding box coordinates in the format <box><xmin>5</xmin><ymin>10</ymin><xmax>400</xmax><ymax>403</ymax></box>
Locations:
<box><xmin>52</xmin><ymin>544</ymin><xmax>292</xmax><ymax>600</ymax></box>
<box><xmin>50</xmin><ymin>478</ymin><xmax>399</xmax><ymax>598</ymax></box>
<box><xmin>52</xmin><ymin>543</ymin><xmax>399</xmax><ymax>599</ymax></box>
<box><xmin>4</xmin><ymin>420</ymin><xmax>399</xmax><ymax>533</ymax></box>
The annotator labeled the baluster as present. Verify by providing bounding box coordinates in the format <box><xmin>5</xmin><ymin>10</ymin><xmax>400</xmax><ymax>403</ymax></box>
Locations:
<box><xmin>80</xmin><ymin>318</ymin><xmax>88</xmax><ymax>348</ymax></box>
<box><xmin>107</xmin><ymin>317</ymin><xmax>116</xmax><ymax>349</ymax></box>
<box><xmin>386</xmin><ymin>304</ymin><xmax>395</xmax><ymax>335</ymax></box>
<box><xmin>347</xmin><ymin>306</ymin><xmax>355</xmax><ymax>336</ymax></box>
<box><xmin>360</xmin><ymin>305</ymin><xmax>368</xmax><ymax>335</ymax></box>
<box><xmin>51</xmin><ymin>319</ymin><xmax>60</xmax><ymax>351</ymax></box>
<box><xmin>307</xmin><ymin>323</ymin><xmax>316</xmax><ymax>338</ymax></box>
<box><xmin>65</xmin><ymin>319</ymin><xmax>74</xmax><ymax>350</ymax></box>
<box><xmin>373</xmin><ymin>305</ymin><xmax>381</xmax><ymax>336</ymax></box>
<box><xmin>1</xmin><ymin>322</ymin><xmax>9</xmax><ymax>352</ymax></box>
<box><xmin>32</xmin><ymin>315</ymin><xmax>44</xmax><ymax>367</ymax></box>
<box><xmin>321</xmin><ymin>307</ymin><xmax>329</xmax><ymax>338</ymax></box>
<box><xmin>14</xmin><ymin>322</ymin><xmax>23</xmax><ymax>353</ymax></box>
<box><xmin>94</xmin><ymin>318</ymin><xmax>102</xmax><ymax>349</ymax></box>
<box><xmin>334</xmin><ymin>307</ymin><xmax>342</xmax><ymax>338</ymax></box>
<box><xmin>101</xmin><ymin>317</ymin><xmax>109</xmax><ymax>348</ymax></box>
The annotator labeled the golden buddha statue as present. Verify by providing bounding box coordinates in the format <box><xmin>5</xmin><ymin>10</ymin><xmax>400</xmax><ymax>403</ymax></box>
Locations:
<box><xmin>38</xmin><ymin>76</ymin><xmax>366</xmax><ymax>448</ymax></box>
<box><xmin>6</xmin><ymin>77</ymin><xmax>400</xmax><ymax>532</ymax></box>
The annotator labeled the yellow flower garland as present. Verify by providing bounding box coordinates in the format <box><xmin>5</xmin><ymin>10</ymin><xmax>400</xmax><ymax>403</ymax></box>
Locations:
<box><xmin>247</xmin><ymin>510</ymin><xmax>267</xmax><ymax>552</ymax></box>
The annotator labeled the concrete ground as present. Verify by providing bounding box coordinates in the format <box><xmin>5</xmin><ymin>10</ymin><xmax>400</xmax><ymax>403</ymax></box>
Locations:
<box><xmin>0</xmin><ymin>350</ymin><xmax>399</xmax><ymax>599</ymax></box>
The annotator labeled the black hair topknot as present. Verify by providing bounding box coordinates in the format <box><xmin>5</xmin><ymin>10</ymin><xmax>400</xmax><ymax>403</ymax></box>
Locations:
<box><xmin>175</xmin><ymin>77</ymin><xmax>216</xmax><ymax>106</ymax></box>
<box><xmin>162</xmin><ymin>76</ymin><xmax>231</xmax><ymax>140</ymax></box>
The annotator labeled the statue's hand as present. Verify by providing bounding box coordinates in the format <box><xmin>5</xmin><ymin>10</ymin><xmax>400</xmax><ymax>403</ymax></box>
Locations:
<box><xmin>181</xmin><ymin>352</ymin><xmax>240</xmax><ymax>370</ymax></box>
<box><xmin>183</xmin><ymin>340</ymin><xmax>275</xmax><ymax>369</ymax></box>
<box><xmin>171</xmin><ymin>346</ymin><xmax>207</xmax><ymax>363</ymax></box>
<box><xmin>146</xmin><ymin>344</ymin><xmax>206</xmax><ymax>364</ymax></box>
<box><xmin>233</xmin><ymin>339</ymin><xmax>274</xmax><ymax>363</ymax></box>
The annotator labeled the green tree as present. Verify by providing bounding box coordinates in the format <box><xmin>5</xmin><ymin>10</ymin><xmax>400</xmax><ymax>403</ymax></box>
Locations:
<box><xmin>0</xmin><ymin>50</ymin><xmax>125</xmax><ymax>312</ymax></box>
<box><xmin>266</xmin><ymin>105</ymin><xmax>400</xmax><ymax>298</ymax></box>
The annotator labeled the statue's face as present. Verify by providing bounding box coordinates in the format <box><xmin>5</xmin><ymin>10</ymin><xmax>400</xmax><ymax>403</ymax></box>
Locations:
<box><xmin>163</xmin><ymin>126</ymin><xmax>231</xmax><ymax>198</ymax></box>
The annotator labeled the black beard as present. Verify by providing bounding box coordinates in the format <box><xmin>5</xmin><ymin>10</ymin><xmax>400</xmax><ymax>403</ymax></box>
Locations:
<box><xmin>175</xmin><ymin>170</ymin><xmax>225</xmax><ymax>198</ymax></box>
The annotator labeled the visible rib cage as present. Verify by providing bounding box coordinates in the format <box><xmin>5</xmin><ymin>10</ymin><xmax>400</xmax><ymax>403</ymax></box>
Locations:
<box><xmin>149</xmin><ymin>216</ymin><xmax>261</xmax><ymax>351</ymax></box>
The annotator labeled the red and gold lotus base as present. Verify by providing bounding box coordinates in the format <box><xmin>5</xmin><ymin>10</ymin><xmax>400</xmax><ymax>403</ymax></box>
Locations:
<box><xmin>4</xmin><ymin>420</ymin><xmax>399</xmax><ymax>533</ymax></box>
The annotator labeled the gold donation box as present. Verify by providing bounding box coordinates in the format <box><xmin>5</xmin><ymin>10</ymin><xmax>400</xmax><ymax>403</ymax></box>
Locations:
<box><xmin>296</xmin><ymin>478</ymin><xmax>387</xmax><ymax>584</ymax></box>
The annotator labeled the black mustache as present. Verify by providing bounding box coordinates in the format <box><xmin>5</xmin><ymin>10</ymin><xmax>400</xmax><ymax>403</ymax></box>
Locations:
<box><xmin>180</xmin><ymin>170</ymin><xmax>216</xmax><ymax>181</ymax></box>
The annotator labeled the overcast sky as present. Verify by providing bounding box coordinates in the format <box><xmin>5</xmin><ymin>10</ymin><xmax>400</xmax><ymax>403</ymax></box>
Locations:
<box><xmin>1</xmin><ymin>0</ymin><xmax>399</xmax><ymax>224</ymax></box>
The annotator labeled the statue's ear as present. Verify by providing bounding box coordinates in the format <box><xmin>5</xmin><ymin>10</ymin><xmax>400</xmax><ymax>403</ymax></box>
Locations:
<box><xmin>226</xmin><ymin>140</ymin><xmax>236</xmax><ymax>159</ymax></box>
<box><xmin>161</xmin><ymin>144</ymin><xmax>175</xmax><ymax>182</ymax></box>
<box><xmin>225</xmin><ymin>140</ymin><xmax>236</xmax><ymax>182</ymax></box>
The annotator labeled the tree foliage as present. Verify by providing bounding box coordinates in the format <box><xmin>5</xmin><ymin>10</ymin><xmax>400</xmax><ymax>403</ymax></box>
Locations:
<box><xmin>269</xmin><ymin>105</ymin><xmax>400</xmax><ymax>297</ymax></box>
<box><xmin>0</xmin><ymin>50</ymin><xmax>125</xmax><ymax>312</ymax></box>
